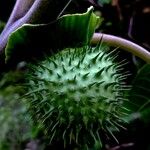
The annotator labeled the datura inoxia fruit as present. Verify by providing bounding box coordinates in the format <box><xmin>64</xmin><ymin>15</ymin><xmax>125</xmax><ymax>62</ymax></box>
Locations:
<box><xmin>26</xmin><ymin>45</ymin><xmax>129</xmax><ymax>149</ymax></box>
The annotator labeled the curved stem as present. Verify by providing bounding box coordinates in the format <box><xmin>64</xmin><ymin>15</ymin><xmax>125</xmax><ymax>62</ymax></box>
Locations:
<box><xmin>0</xmin><ymin>17</ymin><xmax>27</xmax><ymax>53</ymax></box>
<box><xmin>91</xmin><ymin>33</ymin><xmax>150</xmax><ymax>63</ymax></box>
<box><xmin>4</xmin><ymin>0</ymin><xmax>35</xmax><ymax>30</ymax></box>
<box><xmin>0</xmin><ymin>0</ymin><xmax>50</xmax><ymax>53</ymax></box>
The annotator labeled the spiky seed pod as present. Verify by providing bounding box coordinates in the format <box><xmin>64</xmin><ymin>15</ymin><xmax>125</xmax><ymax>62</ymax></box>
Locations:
<box><xmin>25</xmin><ymin>45</ymin><xmax>129</xmax><ymax>149</ymax></box>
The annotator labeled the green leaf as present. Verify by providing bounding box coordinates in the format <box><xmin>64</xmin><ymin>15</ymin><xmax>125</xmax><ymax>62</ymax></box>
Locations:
<box><xmin>129</xmin><ymin>64</ymin><xmax>150</xmax><ymax>111</ymax></box>
<box><xmin>140</xmin><ymin>108</ymin><xmax>150</xmax><ymax>124</ymax></box>
<box><xmin>5</xmin><ymin>6</ymin><xmax>100</xmax><ymax>63</ymax></box>
<box><xmin>125</xmin><ymin>64</ymin><xmax>150</xmax><ymax>122</ymax></box>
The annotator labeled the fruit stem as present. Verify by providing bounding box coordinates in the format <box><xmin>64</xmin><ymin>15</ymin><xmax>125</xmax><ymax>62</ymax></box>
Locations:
<box><xmin>91</xmin><ymin>33</ymin><xmax>150</xmax><ymax>63</ymax></box>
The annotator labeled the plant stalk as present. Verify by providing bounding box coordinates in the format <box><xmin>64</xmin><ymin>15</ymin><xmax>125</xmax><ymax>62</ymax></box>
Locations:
<box><xmin>91</xmin><ymin>33</ymin><xmax>150</xmax><ymax>63</ymax></box>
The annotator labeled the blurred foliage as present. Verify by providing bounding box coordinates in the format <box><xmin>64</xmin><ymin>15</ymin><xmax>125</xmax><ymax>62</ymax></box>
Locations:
<box><xmin>0</xmin><ymin>71</ymin><xmax>33</xmax><ymax>150</ymax></box>
<box><xmin>98</xmin><ymin>0</ymin><xmax>111</xmax><ymax>5</ymax></box>
<box><xmin>0</xmin><ymin>21</ymin><xmax>5</xmax><ymax>33</ymax></box>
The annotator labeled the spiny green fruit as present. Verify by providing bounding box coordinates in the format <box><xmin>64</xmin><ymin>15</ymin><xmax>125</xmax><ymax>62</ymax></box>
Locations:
<box><xmin>26</xmin><ymin>45</ymin><xmax>130</xmax><ymax>149</ymax></box>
